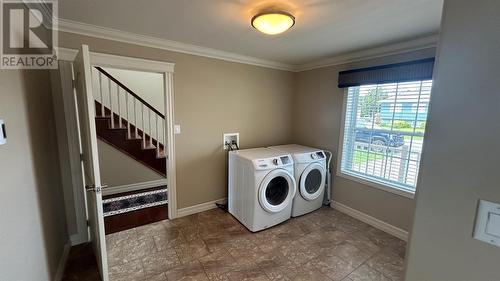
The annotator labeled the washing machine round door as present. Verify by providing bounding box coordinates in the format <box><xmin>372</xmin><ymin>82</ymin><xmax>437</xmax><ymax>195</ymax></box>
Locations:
<box><xmin>299</xmin><ymin>162</ymin><xmax>326</xmax><ymax>201</ymax></box>
<box><xmin>259</xmin><ymin>169</ymin><xmax>296</xmax><ymax>213</ymax></box>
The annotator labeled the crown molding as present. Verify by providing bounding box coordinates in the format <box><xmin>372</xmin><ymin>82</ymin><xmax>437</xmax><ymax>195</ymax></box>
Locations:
<box><xmin>56</xmin><ymin>18</ymin><xmax>438</xmax><ymax>73</ymax></box>
<box><xmin>296</xmin><ymin>35</ymin><xmax>439</xmax><ymax>72</ymax></box>
<box><xmin>56</xmin><ymin>18</ymin><xmax>295</xmax><ymax>72</ymax></box>
<box><xmin>56</xmin><ymin>47</ymin><xmax>175</xmax><ymax>74</ymax></box>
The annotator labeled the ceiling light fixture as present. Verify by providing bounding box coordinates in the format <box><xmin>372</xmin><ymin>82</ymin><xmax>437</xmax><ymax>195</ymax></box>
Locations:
<box><xmin>251</xmin><ymin>11</ymin><xmax>295</xmax><ymax>35</ymax></box>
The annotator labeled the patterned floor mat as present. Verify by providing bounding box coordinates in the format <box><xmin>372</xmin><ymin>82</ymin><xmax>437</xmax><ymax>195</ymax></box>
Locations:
<box><xmin>103</xmin><ymin>188</ymin><xmax>168</xmax><ymax>217</ymax></box>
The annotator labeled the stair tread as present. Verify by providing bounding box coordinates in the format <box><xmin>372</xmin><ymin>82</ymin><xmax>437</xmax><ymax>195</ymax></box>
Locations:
<box><xmin>95</xmin><ymin>100</ymin><xmax>166</xmax><ymax>177</ymax></box>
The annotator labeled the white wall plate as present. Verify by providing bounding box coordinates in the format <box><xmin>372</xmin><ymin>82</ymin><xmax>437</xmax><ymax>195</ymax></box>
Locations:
<box><xmin>223</xmin><ymin>133</ymin><xmax>239</xmax><ymax>150</ymax></box>
<box><xmin>473</xmin><ymin>199</ymin><xmax>500</xmax><ymax>247</ymax></box>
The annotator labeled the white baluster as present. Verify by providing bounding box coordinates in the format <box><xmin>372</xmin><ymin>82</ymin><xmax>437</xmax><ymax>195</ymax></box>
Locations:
<box><xmin>108</xmin><ymin>78</ymin><xmax>113</xmax><ymax>128</ymax></box>
<box><xmin>99</xmin><ymin>72</ymin><xmax>104</xmax><ymax>116</ymax></box>
<box><xmin>134</xmin><ymin>98</ymin><xmax>138</xmax><ymax>139</ymax></box>
<box><xmin>142</xmin><ymin>104</ymin><xmax>145</xmax><ymax>148</ymax></box>
<box><xmin>126</xmin><ymin>91</ymin><xmax>130</xmax><ymax>139</ymax></box>
<box><xmin>116</xmin><ymin>84</ymin><xmax>121</xmax><ymax>128</ymax></box>
<box><xmin>156</xmin><ymin>115</ymin><xmax>159</xmax><ymax>156</ymax></box>
<box><xmin>149</xmin><ymin>109</ymin><xmax>152</xmax><ymax>149</ymax></box>
<box><xmin>163</xmin><ymin>119</ymin><xmax>165</xmax><ymax>147</ymax></box>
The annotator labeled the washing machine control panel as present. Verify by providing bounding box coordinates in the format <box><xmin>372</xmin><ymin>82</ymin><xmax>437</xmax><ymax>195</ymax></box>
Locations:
<box><xmin>253</xmin><ymin>155</ymin><xmax>293</xmax><ymax>170</ymax></box>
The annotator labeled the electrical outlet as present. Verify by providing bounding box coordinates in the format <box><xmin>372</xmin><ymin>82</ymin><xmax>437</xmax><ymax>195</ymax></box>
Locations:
<box><xmin>223</xmin><ymin>133</ymin><xmax>239</xmax><ymax>150</ymax></box>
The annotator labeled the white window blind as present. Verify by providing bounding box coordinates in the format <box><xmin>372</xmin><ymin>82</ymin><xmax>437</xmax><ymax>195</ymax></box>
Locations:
<box><xmin>340</xmin><ymin>80</ymin><xmax>432</xmax><ymax>192</ymax></box>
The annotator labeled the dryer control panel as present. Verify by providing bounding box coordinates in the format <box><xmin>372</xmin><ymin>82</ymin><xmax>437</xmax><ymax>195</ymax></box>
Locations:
<box><xmin>253</xmin><ymin>155</ymin><xmax>293</xmax><ymax>170</ymax></box>
<box><xmin>295</xmin><ymin>151</ymin><xmax>326</xmax><ymax>163</ymax></box>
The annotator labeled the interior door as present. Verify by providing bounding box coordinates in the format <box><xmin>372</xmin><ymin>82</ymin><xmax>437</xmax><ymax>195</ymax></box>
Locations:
<box><xmin>73</xmin><ymin>44</ymin><xmax>109</xmax><ymax>281</ymax></box>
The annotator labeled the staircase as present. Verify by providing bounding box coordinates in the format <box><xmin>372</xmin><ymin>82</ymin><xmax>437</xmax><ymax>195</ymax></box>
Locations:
<box><xmin>92</xmin><ymin>66</ymin><xmax>168</xmax><ymax>234</ymax></box>
<box><xmin>93</xmin><ymin>67</ymin><xmax>166</xmax><ymax>176</ymax></box>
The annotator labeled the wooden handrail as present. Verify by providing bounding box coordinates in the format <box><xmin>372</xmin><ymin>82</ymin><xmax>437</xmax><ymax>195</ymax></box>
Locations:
<box><xmin>94</xmin><ymin>66</ymin><xmax>165</xmax><ymax>119</ymax></box>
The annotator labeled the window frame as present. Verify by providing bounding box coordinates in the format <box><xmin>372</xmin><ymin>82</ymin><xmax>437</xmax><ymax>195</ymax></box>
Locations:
<box><xmin>337</xmin><ymin>88</ymin><xmax>416</xmax><ymax>199</ymax></box>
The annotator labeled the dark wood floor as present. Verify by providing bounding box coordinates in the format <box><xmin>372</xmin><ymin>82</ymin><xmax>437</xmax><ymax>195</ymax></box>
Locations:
<box><xmin>62</xmin><ymin>243</ymin><xmax>101</xmax><ymax>281</ymax></box>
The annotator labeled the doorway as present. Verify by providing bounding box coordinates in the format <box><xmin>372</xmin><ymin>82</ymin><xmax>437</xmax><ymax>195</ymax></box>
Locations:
<box><xmin>58</xmin><ymin>45</ymin><xmax>176</xmax><ymax>281</ymax></box>
<box><xmin>91</xmin><ymin>65</ymin><xmax>169</xmax><ymax>234</ymax></box>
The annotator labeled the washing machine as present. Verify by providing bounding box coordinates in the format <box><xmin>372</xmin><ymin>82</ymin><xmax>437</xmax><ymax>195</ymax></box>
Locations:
<box><xmin>269</xmin><ymin>144</ymin><xmax>326</xmax><ymax>217</ymax></box>
<box><xmin>228</xmin><ymin>148</ymin><xmax>296</xmax><ymax>232</ymax></box>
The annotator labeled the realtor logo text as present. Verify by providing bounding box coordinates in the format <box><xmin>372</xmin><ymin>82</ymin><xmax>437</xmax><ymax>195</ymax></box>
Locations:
<box><xmin>1</xmin><ymin>0</ymin><xmax>58</xmax><ymax>69</ymax></box>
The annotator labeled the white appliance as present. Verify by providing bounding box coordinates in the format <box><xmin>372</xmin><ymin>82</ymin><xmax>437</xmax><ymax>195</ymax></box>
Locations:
<box><xmin>269</xmin><ymin>144</ymin><xmax>326</xmax><ymax>217</ymax></box>
<box><xmin>228</xmin><ymin>148</ymin><xmax>296</xmax><ymax>232</ymax></box>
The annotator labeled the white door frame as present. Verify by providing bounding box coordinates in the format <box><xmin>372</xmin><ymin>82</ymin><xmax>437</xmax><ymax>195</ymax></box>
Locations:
<box><xmin>58</xmin><ymin>48</ymin><xmax>178</xmax><ymax>236</ymax></box>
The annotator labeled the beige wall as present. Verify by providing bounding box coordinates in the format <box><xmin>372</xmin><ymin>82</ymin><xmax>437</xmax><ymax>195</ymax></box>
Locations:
<box><xmin>293</xmin><ymin>48</ymin><xmax>436</xmax><ymax>231</ymax></box>
<box><xmin>0</xmin><ymin>70</ymin><xmax>68</xmax><ymax>280</ymax></box>
<box><xmin>59</xmin><ymin>30</ymin><xmax>431</xmax><ymax>223</ymax></box>
<box><xmin>405</xmin><ymin>0</ymin><xmax>500</xmax><ymax>280</ymax></box>
<box><xmin>59</xmin><ymin>31</ymin><xmax>295</xmax><ymax>209</ymax></box>
<box><xmin>90</xmin><ymin>66</ymin><xmax>165</xmax><ymax>122</ymax></box>
<box><xmin>101</xmin><ymin>67</ymin><xmax>165</xmax><ymax>114</ymax></box>
<box><xmin>98</xmin><ymin>139</ymin><xmax>163</xmax><ymax>187</ymax></box>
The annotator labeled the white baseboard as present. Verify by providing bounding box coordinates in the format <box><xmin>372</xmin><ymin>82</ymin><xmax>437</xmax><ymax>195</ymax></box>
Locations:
<box><xmin>54</xmin><ymin>240</ymin><xmax>71</xmax><ymax>281</ymax></box>
<box><xmin>331</xmin><ymin>201</ymin><xmax>409</xmax><ymax>241</ymax></box>
<box><xmin>103</xmin><ymin>179</ymin><xmax>167</xmax><ymax>196</ymax></box>
<box><xmin>176</xmin><ymin>198</ymin><xmax>227</xmax><ymax>218</ymax></box>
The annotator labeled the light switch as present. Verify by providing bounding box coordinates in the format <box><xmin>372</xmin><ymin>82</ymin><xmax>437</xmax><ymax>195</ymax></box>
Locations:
<box><xmin>486</xmin><ymin>213</ymin><xmax>500</xmax><ymax>238</ymax></box>
<box><xmin>473</xmin><ymin>199</ymin><xmax>500</xmax><ymax>247</ymax></box>
<box><xmin>174</xmin><ymin>124</ymin><xmax>181</xmax><ymax>135</ymax></box>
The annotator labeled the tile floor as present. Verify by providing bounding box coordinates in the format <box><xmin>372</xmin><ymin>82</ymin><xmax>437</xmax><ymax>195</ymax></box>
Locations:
<box><xmin>106</xmin><ymin>207</ymin><xmax>406</xmax><ymax>281</ymax></box>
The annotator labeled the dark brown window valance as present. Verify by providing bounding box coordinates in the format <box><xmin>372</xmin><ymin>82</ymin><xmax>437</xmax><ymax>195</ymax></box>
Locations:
<box><xmin>338</xmin><ymin>58</ymin><xmax>435</xmax><ymax>88</ymax></box>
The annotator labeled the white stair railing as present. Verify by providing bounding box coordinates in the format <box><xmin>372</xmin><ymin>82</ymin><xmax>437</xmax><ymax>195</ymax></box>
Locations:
<box><xmin>92</xmin><ymin>66</ymin><xmax>166</xmax><ymax>157</ymax></box>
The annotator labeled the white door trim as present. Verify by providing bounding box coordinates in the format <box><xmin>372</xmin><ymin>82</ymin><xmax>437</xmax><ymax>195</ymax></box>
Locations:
<box><xmin>58</xmin><ymin>50</ymin><xmax>178</xmax><ymax>226</ymax></box>
<box><xmin>88</xmin><ymin>52</ymin><xmax>177</xmax><ymax>220</ymax></box>
<box><xmin>57</xmin><ymin>47</ymin><xmax>175</xmax><ymax>73</ymax></box>
<box><xmin>164</xmin><ymin>71</ymin><xmax>177</xmax><ymax>218</ymax></box>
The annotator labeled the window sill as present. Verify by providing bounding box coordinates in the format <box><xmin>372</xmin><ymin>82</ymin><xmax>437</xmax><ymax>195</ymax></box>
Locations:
<box><xmin>336</xmin><ymin>171</ymin><xmax>415</xmax><ymax>199</ymax></box>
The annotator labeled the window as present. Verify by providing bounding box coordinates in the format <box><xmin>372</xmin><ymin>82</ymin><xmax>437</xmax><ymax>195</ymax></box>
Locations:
<box><xmin>411</xmin><ymin>103</ymin><xmax>427</xmax><ymax>113</ymax></box>
<box><xmin>395</xmin><ymin>103</ymin><xmax>403</xmax><ymax>113</ymax></box>
<box><xmin>339</xmin><ymin>80</ymin><xmax>432</xmax><ymax>194</ymax></box>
